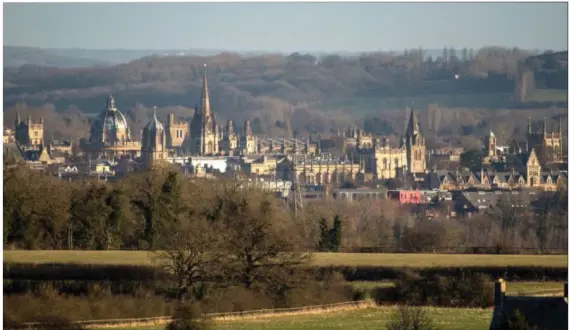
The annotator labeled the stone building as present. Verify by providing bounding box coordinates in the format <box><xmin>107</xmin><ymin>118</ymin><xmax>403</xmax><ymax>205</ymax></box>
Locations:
<box><xmin>166</xmin><ymin>113</ymin><xmax>190</xmax><ymax>153</ymax></box>
<box><xmin>277</xmin><ymin>154</ymin><xmax>363</xmax><ymax>186</ymax></box>
<box><xmin>80</xmin><ymin>95</ymin><xmax>141</xmax><ymax>159</ymax></box>
<box><xmin>526</xmin><ymin>117</ymin><xmax>564</xmax><ymax>164</ymax></box>
<box><xmin>405</xmin><ymin>108</ymin><xmax>427</xmax><ymax>174</ymax></box>
<box><xmin>238</xmin><ymin>120</ymin><xmax>257</xmax><ymax>155</ymax></box>
<box><xmin>141</xmin><ymin>107</ymin><xmax>168</xmax><ymax>168</ymax></box>
<box><xmin>355</xmin><ymin>109</ymin><xmax>426</xmax><ymax>180</ymax></box>
<box><xmin>219</xmin><ymin>120</ymin><xmax>238</xmax><ymax>155</ymax></box>
<box><xmin>14</xmin><ymin>111</ymin><xmax>44</xmax><ymax>148</ymax></box>
<box><xmin>190</xmin><ymin>64</ymin><xmax>220</xmax><ymax>156</ymax></box>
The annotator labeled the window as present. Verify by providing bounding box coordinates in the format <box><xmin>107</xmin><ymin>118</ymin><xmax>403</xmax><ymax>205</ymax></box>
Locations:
<box><xmin>383</xmin><ymin>158</ymin><xmax>388</xmax><ymax>169</ymax></box>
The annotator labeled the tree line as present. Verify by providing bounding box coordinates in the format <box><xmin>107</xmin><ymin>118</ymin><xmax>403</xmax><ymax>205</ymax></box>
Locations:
<box><xmin>4</xmin><ymin>159</ymin><xmax>568</xmax><ymax>254</ymax></box>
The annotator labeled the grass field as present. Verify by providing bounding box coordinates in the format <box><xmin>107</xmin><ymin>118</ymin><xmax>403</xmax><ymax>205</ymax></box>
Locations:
<box><xmin>114</xmin><ymin>306</ymin><xmax>493</xmax><ymax>330</ymax></box>
<box><xmin>349</xmin><ymin>281</ymin><xmax>565</xmax><ymax>296</ymax></box>
<box><xmin>4</xmin><ymin>251</ymin><xmax>568</xmax><ymax>268</ymax></box>
<box><xmin>526</xmin><ymin>89</ymin><xmax>568</xmax><ymax>103</ymax></box>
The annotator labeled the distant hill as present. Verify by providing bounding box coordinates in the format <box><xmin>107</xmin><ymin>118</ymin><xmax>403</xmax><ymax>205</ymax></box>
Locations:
<box><xmin>3</xmin><ymin>46</ymin><xmax>231</xmax><ymax>68</ymax></box>
<box><xmin>4</xmin><ymin>46</ymin><xmax>110</xmax><ymax>68</ymax></box>
<box><xmin>3</xmin><ymin>46</ymin><xmax>479</xmax><ymax>69</ymax></box>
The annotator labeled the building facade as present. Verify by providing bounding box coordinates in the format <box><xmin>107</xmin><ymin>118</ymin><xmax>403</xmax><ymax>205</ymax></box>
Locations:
<box><xmin>141</xmin><ymin>107</ymin><xmax>168</xmax><ymax>168</ymax></box>
<box><xmin>15</xmin><ymin>112</ymin><xmax>44</xmax><ymax>148</ymax></box>
<box><xmin>527</xmin><ymin>117</ymin><xmax>564</xmax><ymax>164</ymax></box>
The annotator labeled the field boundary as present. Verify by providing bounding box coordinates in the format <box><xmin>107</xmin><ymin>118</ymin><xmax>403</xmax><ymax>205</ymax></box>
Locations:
<box><xmin>16</xmin><ymin>299</ymin><xmax>375</xmax><ymax>329</ymax></box>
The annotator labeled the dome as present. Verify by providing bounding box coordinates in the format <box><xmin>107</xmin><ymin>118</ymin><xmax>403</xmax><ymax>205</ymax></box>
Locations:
<box><xmin>144</xmin><ymin>107</ymin><xmax>164</xmax><ymax>132</ymax></box>
<box><xmin>89</xmin><ymin>95</ymin><xmax>131</xmax><ymax>144</ymax></box>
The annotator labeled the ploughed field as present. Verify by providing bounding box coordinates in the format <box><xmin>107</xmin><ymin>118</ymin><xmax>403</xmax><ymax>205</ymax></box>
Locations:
<box><xmin>4</xmin><ymin>250</ymin><xmax>567</xmax><ymax>268</ymax></box>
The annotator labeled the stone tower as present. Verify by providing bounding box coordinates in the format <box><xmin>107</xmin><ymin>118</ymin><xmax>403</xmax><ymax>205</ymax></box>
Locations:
<box><xmin>190</xmin><ymin>64</ymin><xmax>219</xmax><ymax>156</ymax></box>
<box><xmin>527</xmin><ymin>117</ymin><xmax>564</xmax><ymax>164</ymax></box>
<box><xmin>166</xmin><ymin>113</ymin><xmax>189</xmax><ymax>152</ymax></box>
<box><xmin>526</xmin><ymin>148</ymin><xmax>541</xmax><ymax>188</ymax></box>
<box><xmin>141</xmin><ymin>107</ymin><xmax>168</xmax><ymax>168</ymax></box>
<box><xmin>15</xmin><ymin>109</ymin><xmax>44</xmax><ymax>148</ymax></box>
<box><xmin>240</xmin><ymin>120</ymin><xmax>257</xmax><ymax>155</ymax></box>
<box><xmin>404</xmin><ymin>108</ymin><xmax>426</xmax><ymax>174</ymax></box>
<box><xmin>486</xmin><ymin>130</ymin><xmax>497</xmax><ymax>157</ymax></box>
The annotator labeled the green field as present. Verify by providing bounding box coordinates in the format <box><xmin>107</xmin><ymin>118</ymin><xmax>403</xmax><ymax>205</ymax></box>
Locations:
<box><xmin>349</xmin><ymin>281</ymin><xmax>564</xmax><ymax>296</ymax></box>
<box><xmin>526</xmin><ymin>89</ymin><xmax>568</xmax><ymax>103</ymax></box>
<box><xmin>4</xmin><ymin>251</ymin><xmax>567</xmax><ymax>268</ymax></box>
<box><xmin>115</xmin><ymin>307</ymin><xmax>492</xmax><ymax>330</ymax></box>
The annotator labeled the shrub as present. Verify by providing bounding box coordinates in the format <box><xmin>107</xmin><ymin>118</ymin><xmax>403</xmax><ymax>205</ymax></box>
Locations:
<box><xmin>386</xmin><ymin>305</ymin><xmax>440</xmax><ymax>330</ymax></box>
<box><xmin>374</xmin><ymin>273</ymin><xmax>493</xmax><ymax>307</ymax></box>
<box><xmin>165</xmin><ymin>304</ymin><xmax>211</xmax><ymax>330</ymax></box>
<box><xmin>499</xmin><ymin>309</ymin><xmax>539</xmax><ymax>330</ymax></box>
<box><xmin>4</xmin><ymin>316</ymin><xmax>86</xmax><ymax>330</ymax></box>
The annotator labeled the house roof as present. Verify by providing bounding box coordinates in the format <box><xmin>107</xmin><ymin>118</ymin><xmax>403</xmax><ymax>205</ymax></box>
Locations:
<box><xmin>490</xmin><ymin>296</ymin><xmax>567</xmax><ymax>330</ymax></box>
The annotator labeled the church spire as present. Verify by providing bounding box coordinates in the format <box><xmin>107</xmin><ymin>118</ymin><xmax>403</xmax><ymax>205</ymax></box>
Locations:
<box><xmin>406</xmin><ymin>108</ymin><xmax>420</xmax><ymax>137</ymax></box>
<box><xmin>200</xmin><ymin>64</ymin><xmax>211</xmax><ymax>117</ymax></box>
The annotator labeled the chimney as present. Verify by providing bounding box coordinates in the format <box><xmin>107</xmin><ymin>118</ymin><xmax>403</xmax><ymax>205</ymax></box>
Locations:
<box><xmin>494</xmin><ymin>278</ymin><xmax>506</xmax><ymax>306</ymax></box>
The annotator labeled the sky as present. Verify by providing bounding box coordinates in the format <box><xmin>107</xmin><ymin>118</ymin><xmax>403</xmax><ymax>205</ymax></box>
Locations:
<box><xmin>3</xmin><ymin>2</ymin><xmax>568</xmax><ymax>52</ymax></box>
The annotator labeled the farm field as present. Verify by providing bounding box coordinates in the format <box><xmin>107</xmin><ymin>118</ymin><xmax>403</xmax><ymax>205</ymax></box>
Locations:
<box><xmin>115</xmin><ymin>307</ymin><xmax>492</xmax><ymax>330</ymax></box>
<box><xmin>4</xmin><ymin>250</ymin><xmax>568</xmax><ymax>268</ymax></box>
<box><xmin>526</xmin><ymin>89</ymin><xmax>568</xmax><ymax>103</ymax></box>
<box><xmin>349</xmin><ymin>281</ymin><xmax>565</xmax><ymax>296</ymax></box>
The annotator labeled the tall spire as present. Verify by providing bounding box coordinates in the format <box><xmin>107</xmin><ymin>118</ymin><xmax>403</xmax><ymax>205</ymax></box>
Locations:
<box><xmin>200</xmin><ymin>63</ymin><xmax>211</xmax><ymax>117</ymax></box>
<box><xmin>406</xmin><ymin>108</ymin><xmax>420</xmax><ymax>137</ymax></box>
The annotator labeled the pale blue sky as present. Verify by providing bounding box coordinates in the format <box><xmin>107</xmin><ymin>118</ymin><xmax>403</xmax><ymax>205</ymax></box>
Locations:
<box><xmin>3</xmin><ymin>2</ymin><xmax>568</xmax><ymax>52</ymax></box>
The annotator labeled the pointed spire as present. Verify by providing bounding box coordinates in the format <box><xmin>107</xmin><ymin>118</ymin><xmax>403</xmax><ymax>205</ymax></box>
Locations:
<box><xmin>543</xmin><ymin>117</ymin><xmax>547</xmax><ymax>134</ymax></box>
<box><xmin>406</xmin><ymin>108</ymin><xmax>420</xmax><ymax>137</ymax></box>
<box><xmin>200</xmin><ymin>63</ymin><xmax>211</xmax><ymax>117</ymax></box>
<box><xmin>16</xmin><ymin>107</ymin><xmax>21</xmax><ymax>124</ymax></box>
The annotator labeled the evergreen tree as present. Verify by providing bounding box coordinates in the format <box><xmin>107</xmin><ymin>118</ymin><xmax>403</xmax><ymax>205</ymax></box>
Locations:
<box><xmin>330</xmin><ymin>215</ymin><xmax>342</xmax><ymax>252</ymax></box>
<box><xmin>317</xmin><ymin>217</ymin><xmax>329</xmax><ymax>252</ymax></box>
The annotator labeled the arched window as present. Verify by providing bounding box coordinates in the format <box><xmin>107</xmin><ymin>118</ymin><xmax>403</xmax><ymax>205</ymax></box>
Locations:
<box><xmin>394</xmin><ymin>158</ymin><xmax>399</xmax><ymax>168</ymax></box>
<box><xmin>383</xmin><ymin>158</ymin><xmax>388</xmax><ymax>169</ymax></box>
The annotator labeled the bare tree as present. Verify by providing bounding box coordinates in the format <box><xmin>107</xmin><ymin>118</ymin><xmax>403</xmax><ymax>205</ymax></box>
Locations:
<box><xmin>215</xmin><ymin>188</ymin><xmax>310</xmax><ymax>291</ymax></box>
<box><xmin>153</xmin><ymin>217</ymin><xmax>222</xmax><ymax>300</ymax></box>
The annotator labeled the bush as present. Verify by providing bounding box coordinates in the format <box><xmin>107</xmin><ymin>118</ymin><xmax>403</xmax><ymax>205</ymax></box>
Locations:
<box><xmin>373</xmin><ymin>273</ymin><xmax>493</xmax><ymax>307</ymax></box>
<box><xmin>4</xmin><ymin>316</ymin><xmax>86</xmax><ymax>330</ymax></box>
<box><xmin>498</xmin><ymin>309</ymin><xmax>539</xmax><ymax>330</ymax></box>
<box><xmin>165</xmin><ymin>304</ymin><xmax>211</xmax><ymax>330</ymax></box>
<box><xmin>386</xmin><ymin>305</ymin><xmax>440</xmax><ymax>330</ymax></box>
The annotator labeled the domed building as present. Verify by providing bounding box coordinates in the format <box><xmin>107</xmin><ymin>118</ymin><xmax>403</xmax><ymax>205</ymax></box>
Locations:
<box><xmin>80</xmin><ymin>95</ymin><xmax>141</xmax><ymax>159</ymax></box>
<box><xmin>141</xmin><ymin>107</ymin><xmax>168</xmax><ymax>168</ymax></box>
